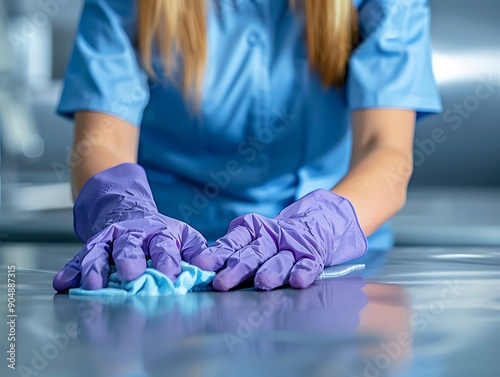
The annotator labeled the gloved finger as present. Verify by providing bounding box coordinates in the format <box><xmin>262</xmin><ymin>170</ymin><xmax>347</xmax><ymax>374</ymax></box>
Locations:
<box><xmin>52</xmin><ymin>254</ymin><xmax>81</xmax><ymax>292</ymax></box>
<box><xmin>81</xmin><ymin>241</ymin><xmax>112</xmax><ymax>290</ymax></box>
<box><xmin>147</xmin><ymin>231</ymin><xmax>181</xmax><ymax>282</ymax></box>
<box><xmin>288</xmin><ymin>258</ymin><xmax>323</xmax><ymax>289</ymax></box>
<box><xmin>212</xmin><ymin>234</ymin><xmax>277</xmax><ymax>291</ymax></box>
<box><xmin>191</xmin><ymin>225</ymin><xmax>253</xmax><ymax>271</ymax></box>
<box><xmin>112</xmin><ymin>230</ymin><xmax>147</xmax><ymax>283</ymax></box>
<box><xmin>178</xmin><ymin>225</ymin><xmax>209</xmax><ymax>264</ymax></box>
<box><xmin>254</xmin><ymin>250</ymin><xmax>295</xmax><ymax>290</ymax></box>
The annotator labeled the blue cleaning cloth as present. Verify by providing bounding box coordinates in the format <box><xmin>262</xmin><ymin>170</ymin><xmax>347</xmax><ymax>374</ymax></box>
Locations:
<box><xmin>69</xmin><ymin>261</ymin><xmax>365</xmax><ymax>297</ymax></box>
<box><xmin>318</xmin><ymin>264</ymin><xmax>366</xmax><ymax>279</ymax></box>
<box><xmin>69</xmin><ymin>261</ymin><xmax>215</xmax><ymax>297</ymax></box>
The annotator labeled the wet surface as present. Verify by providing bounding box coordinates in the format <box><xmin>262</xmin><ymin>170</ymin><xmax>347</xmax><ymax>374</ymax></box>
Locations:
<box><xmin>1</xmin><ymin>243</ymin><xmax>499</xmax><ymax>377</ymax></box>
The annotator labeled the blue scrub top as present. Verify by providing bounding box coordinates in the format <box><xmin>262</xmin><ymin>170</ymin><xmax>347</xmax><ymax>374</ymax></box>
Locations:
<box><xmin>58</xmin><ymin>0</ymin><xmax>442</xmax><ymax>247</ymax></box>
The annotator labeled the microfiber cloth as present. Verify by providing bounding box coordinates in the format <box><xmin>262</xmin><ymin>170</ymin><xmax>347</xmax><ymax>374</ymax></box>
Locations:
<box><xmin>69</xmin><ymin>260</ymin><xmax>215</xmax><ymax>297</ymax></box>
<box><xmin>69</xmin><ymin>261</ymin><xmax>365</xmax><ymax>297</ymax></box>
<box><xmin>318</xmin><ymin>263</ymin><xmax>365</xmax><ymax>279</ymax></box>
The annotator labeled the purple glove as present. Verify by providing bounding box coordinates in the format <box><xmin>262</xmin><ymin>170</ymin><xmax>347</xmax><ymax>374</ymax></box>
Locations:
<box><xmin>192</xmin><ymin>189</ymin><xmax>367</xmax><ymax>291</ymax></box>
<box><xmin>52</xmin><ymin>163</ymin><xmax>208</xmax><ymax>292</ymax></box>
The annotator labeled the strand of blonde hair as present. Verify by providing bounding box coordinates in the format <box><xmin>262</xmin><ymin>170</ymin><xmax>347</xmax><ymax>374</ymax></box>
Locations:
<box><xmin>137</xmin><ymin>0</ymin><xmax>358</xmax><ymax>106</ymax></box>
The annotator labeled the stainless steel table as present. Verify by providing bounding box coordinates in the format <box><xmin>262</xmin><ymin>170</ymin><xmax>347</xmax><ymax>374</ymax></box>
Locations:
<box><xmin>1</xmin><ymin>243</ymin><xmax>499</xmax><ymax>377</ymax></box>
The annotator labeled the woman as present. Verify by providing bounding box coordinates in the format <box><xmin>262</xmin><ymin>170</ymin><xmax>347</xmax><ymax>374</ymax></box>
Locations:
<box><xmin>53</xmin><ymin>0</ymin><xmax>441</xmax><ymax>292</ymax></box>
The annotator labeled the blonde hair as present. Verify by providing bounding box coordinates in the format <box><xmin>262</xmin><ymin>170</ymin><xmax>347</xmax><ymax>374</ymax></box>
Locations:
<box><xmin>137</xmin><ymin>0</ymin><xmax>358</xmax><ymax>104</ymax></box>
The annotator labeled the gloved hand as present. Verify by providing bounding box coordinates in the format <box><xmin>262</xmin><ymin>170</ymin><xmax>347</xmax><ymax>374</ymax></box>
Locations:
<box><xmin>192</xmin><ymin>189</ymin><xmax>367</xmax><ymax>291</ymax></box>
<box><xmin>53</xmin><ymin>163</ymin><xmax>208</xmax><ymax>292</ymax></box>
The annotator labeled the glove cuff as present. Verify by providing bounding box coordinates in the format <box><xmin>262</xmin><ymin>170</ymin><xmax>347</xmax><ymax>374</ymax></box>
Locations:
<box><xmin>287</xmin><ymin>189</ymin><xmax>368</xmax><ymax>265</ymax></box>
<box><xmin>318</xmin><ymin>189</ymin><xmax>368</xmax><ymax>265</ymax></box>
<box><xmin>73</xmin><ymin>163</ymin><xmax>157</xmax><ymax>242</ymax></box>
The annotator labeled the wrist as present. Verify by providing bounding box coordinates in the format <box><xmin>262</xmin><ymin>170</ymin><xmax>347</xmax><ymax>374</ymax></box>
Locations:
<box><xmin>73</xmin><ymin>163</ymin><xmax>156</xmax><ymax>241</ymax></box>
<box><xmin>307</xmin><ymin>189</ymin><xmax>368</xmax><ymax>264</ymax></box>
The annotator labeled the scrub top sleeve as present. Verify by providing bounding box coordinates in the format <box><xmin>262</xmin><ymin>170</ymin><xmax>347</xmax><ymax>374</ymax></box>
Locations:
<box><xmin>347</xmin><ymin>0</ymin><xmax>442</xmax><ymax>120</ymax></box>
<box><xmin>57</xmin><ymin>0</ymin><xmax>149</xmax><ymax>126</ymax></box>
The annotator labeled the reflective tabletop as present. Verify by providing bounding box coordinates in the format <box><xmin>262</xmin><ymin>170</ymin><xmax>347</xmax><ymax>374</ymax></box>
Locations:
<box><xmin>1</xmin><ymin>243</ymin><xmax>499</xmax><ymax>377</ymax></box>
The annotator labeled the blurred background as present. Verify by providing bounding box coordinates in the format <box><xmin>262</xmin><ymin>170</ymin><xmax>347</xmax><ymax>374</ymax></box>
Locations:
<box><xmin>0</xmin><ymin>0</ymin><xmax>499</xmax><ymax>244</ymax></box>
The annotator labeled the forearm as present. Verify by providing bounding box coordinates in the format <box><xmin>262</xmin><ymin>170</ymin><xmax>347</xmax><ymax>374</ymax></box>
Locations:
<box><xmin>72</xmin><ymin>112</ymin><xmax>139</xmax><ymax>199</ymax></box>
<box><xmin>331</xmin><ymin>109</ymin><xmax>416</xmax><ymax>237</ymax></box>
<box><xmin>332</xmin><ymin>145</ymin><xmax>412</xmax><ymax>237</ymax></box>
<box><xmin>72</xmin><ymin>146</ymin><xmax>133</xmax><ymax>198</ymax></box>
